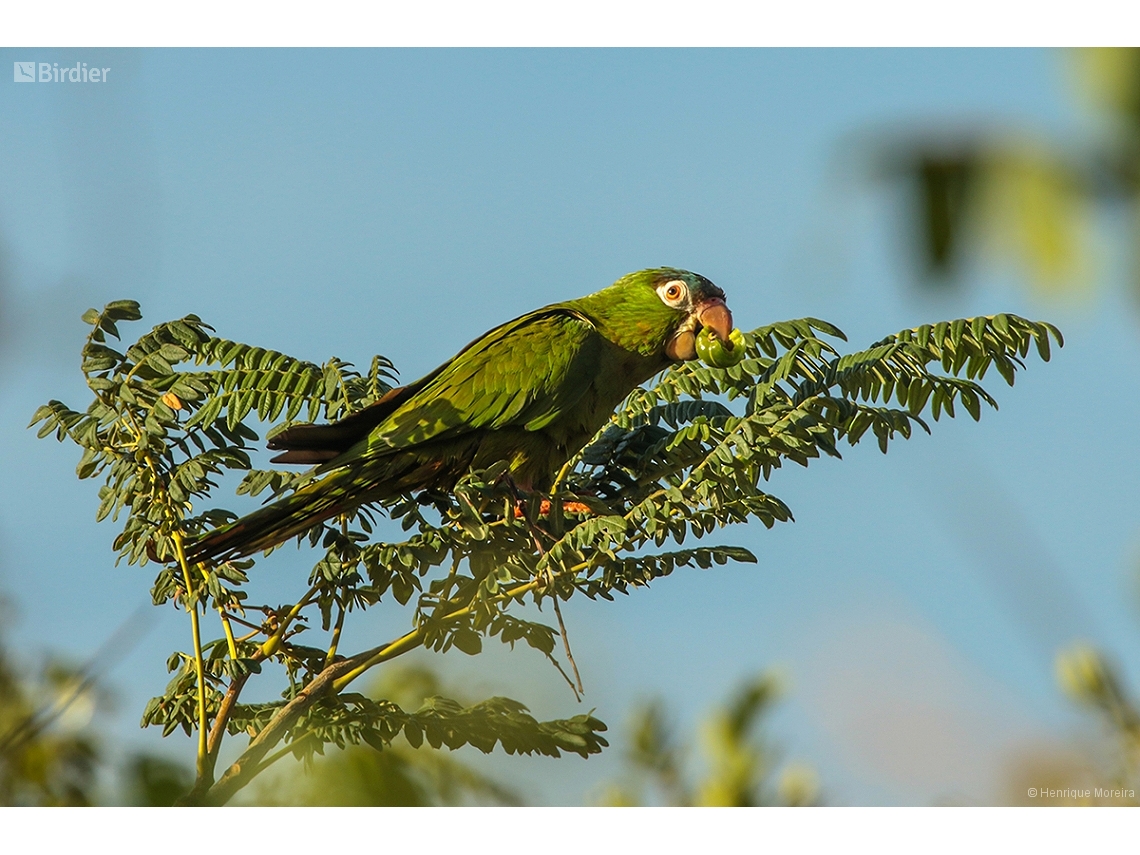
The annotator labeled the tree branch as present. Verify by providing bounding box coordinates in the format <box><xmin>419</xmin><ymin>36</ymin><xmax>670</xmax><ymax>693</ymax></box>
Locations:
<box><xmin>202</xmin><ymin>645</ymin><xmax>381</xmax><ymax>805</ymax></box>
<box><xmin>201</xmin><ymin>578</ymin><xmax>541</xmax><ymax>805</ymax></box>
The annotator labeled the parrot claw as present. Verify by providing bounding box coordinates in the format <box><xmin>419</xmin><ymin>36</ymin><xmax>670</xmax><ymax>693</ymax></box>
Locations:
<box><xmin>512</xmin><ymin>499</ymin><xmax>594</xmax><ymax>519</ymax></box>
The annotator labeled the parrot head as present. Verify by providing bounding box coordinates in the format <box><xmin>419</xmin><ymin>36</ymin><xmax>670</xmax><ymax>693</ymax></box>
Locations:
<box><xmin>575</xmin><ymin>268</ymin><xmax>733</xmax><ymax>362</ymax></box>
<box><xmin>650</xmin><ymin>269</ymin><xmax>733</xmax><ymax>362</ymax></box>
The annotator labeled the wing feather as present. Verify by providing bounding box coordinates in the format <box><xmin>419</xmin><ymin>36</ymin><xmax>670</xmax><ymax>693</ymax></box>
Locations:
<box><xmin>329</xmin><ymin>307</ymin><xmax>601</xmax><ymax>467</ymax></box>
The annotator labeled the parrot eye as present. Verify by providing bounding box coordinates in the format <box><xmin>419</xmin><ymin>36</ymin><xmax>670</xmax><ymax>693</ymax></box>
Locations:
<box><xmin>659</xmin><ymin>280</ymin><xmax>688</xmax><ymax>307</ymax></box>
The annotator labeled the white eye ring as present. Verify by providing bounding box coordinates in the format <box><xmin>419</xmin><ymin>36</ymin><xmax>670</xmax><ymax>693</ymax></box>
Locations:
<box><xmin>658</xmin><ymin>280</ymin><xmax>688</xmax><ymax>307</ymax></box>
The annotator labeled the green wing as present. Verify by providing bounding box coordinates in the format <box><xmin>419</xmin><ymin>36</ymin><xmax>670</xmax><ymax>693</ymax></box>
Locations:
<box><xmin>332</xmin><ymin>307</ymin><xmax>602</xmax><ymax>465</ymax></box>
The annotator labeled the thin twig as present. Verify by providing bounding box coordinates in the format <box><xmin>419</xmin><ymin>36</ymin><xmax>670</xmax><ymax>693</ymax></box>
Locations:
<box><xmin>221</xmin><ymin>611</ymin><xmax>266</xmax><ymax>634</ymax></box>
<box><xmin>524</xmin><ymin>516</ymin><xmax>584</xmax><ymax>700</ymax></box>
<box><xmin>203</xmin><ymin>577</ymin><xmax>543</xmax><ymax>805</ymax></box>
<box><xmin>203</xmin><ymin>649</ymin><xmax>371</xmax><ymax>805</ymax></box>
<box><xmin>495</xmin><ymin>474</ymin><xmax>585</xmax><ymax>698</ymax></box>
<box><xmin>219</xmin><ymin>610</ymin><xmax>239</xmax><ymax>660</ymax></box>
<box><xmin>542</xmin><ymin>650</ymin><xmax>582</xmax><ymax>702</ymax></box>
<box><xmin>324</xmin><ymin>603</ymin><xmax>346</xmax><ymax>670</ymax></box>
<box><xmin>550</xmin><ymin>594</ymin><xmax>584</xmax><ymax>699</ymax></box>
<box><xmin>172</xmin><ymin>531</ymin><xmax>210</xmax><ymax>780</ymax></box>
<box><xmin>260</xmin><ymin>585</ymin><xmax>320</xmax><ymax>657</ymax></box>
<box><xmin>200</xmin><ymin>558</ymin><xmax>546</xmax><ymax>806</ymax></box>
<box><xmin>207</xmin><ymin>674</ymin><xmax>249</xmax><ymax>759</ymax></box>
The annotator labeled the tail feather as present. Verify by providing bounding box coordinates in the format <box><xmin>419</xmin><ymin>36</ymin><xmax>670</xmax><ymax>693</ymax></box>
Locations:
<box><xmin>265</xmin><ymin>382</ymin><xmax>426</xmax><ymax>463</ymax></box>
<box><xmin>184</xmin><ymin>440</ymin><xmax>479</xmax><ymax>565</ymax></box>
<box><xmin>184</xmin><ymin>468</ymin><xmax>360</xmax><ymax>565</ymax></box>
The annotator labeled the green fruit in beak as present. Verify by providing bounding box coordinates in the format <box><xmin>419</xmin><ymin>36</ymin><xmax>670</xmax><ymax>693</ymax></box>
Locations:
<box><xmin>696</xmin><ymin>326</ymin><xmax>746</xmax><ymax>368</ymax></box>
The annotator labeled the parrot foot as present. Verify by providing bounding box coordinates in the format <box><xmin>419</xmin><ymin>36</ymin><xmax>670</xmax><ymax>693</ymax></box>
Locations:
<box><xmin>512</xmin><ymin>498</ymin><xmax>594</xmax><ymax>519</ymax></box>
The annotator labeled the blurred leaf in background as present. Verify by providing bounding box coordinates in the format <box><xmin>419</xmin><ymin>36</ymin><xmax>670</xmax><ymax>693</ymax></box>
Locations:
<box><xmin>121</xmin><ymin>753</ymin><xmax>196</xmax><ymax>807</ymax></box>
<box><xmin>249</xmin><ymin>665</ymin><xmax>519</xmax><ymax>806</ymax></box>
<box><xmin>1055</xmin><ymin>644</ymin><xmax>1140</xmax><ymax>794</ymax></box>
<box><xmin>879</xmin><ymin>133</ymin><xmax>1092</xmax><ymax>298</ymax></box>
<box><xmin>877</xmin><ymin>48</ymin><xmax>1140</xmax><ymax>303</ymax></box>
<box><xmin>0</xmin><ymin>605</ymin><xmax>101</xmax><ymax>806</ymax></box>
<box><xmin>597</xmin><ymin>672</ymin><xmax>819</xmax><ymax>807</ymax></box>
<box><xmin>1</xmin><ymin>630</ymin><xmax>520</xmax><ymax>806</ymax></box>
<box><xmin>869</xmin><ymin>48</ymin><xmax>1140</xmax><ymax>805</ymax></box>
<box><xmin>999</xmin><ymin>643</ymin><xmax>1140</xmax><ymax>806</ymax></box>
<box><xmin>978</xmin><ymin>140</ymin><xmax>1092</xmax><ymax>298</ymax></box>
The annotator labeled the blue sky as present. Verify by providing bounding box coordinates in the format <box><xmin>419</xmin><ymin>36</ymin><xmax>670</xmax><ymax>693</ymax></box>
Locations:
<box><xmin>1</xmin><ymin>48</ymin><xmax>1137</xmax><ymax>805</ymax></box>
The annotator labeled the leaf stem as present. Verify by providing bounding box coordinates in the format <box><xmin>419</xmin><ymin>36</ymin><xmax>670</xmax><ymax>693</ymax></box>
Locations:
<box><xmin>525</xmin><ymin>523</ymin><xmax>583</xmax><ymax>700</ymax></box>
<box><xmin>172</xmin><ymin>530</ymin><xmax>210</xmax><ymax>779</ymax></box>
<box><xmin>219</xmin><ymin>609</ymin><xmax>239</xmax><ymax>660</ymax></box>
<box><xmin>551</xmin><ymin>595</ymin><xmax>583</xmax><ymax>699</ymax></box>
<box><xmin>324</xmin><ymin>603</ymin><xmax>346</xmax><ymax>669</ymax></box>
<box><xmin>260</xmin><ymin>585</ymin><xmax>320</xmax><ymax>657</ymax></box>
<box><xmin>222</xmin><ymin>612</ymin><xmax>265</xmax><ymax>634</ymax></box>
<box><xmin>333</xmin><ymin>577</ymin><xmax>542</xmax><ymax>692</ymax></box>
<box><xmin>551</xmin><ymin>458</ymin><xmax>575</xmax><ymax>492</ymax></box>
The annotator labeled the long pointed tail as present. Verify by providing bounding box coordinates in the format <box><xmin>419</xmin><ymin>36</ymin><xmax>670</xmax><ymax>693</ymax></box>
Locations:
<box><xmin>184</xmin><ymin>438</ymin><xmax>478</xmax><ymax>566</ymax></box>
<box><xmin>184</xmin><ymin>468</ymin><xmax>362</xmax><ymax>565</ymax></box>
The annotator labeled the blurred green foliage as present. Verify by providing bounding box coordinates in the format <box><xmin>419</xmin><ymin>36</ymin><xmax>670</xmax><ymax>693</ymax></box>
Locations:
<box><xmin>0</xmin><ymin>614</ymin><xmax>99</xmax><ymax>806</ymax></box>
<box><xmin>884</xmin><ymin>48</ymin><xmax>1140</xmax><ymax>302</ymax></box>
<box><xmin>880</xmin><ymin>49</ymin><xmax>1140</xmax><ymax>804</ymax></box>
<box><xmin>598</xmin><ymin>673</ymin><xmax>819</xmax><ymax>807</ymax></box>
<box><xmin>1052</xmin><ymin>643</ymin><xmax>1140</xmax><ymax>802</ymax></box>
<box><xmin>250</xmin><ymin>665</ymin><xmax>518</xmax><ymax>806</ymax></box>
<box><xmin>122</xmin><ymin>753</ymin><xmax>196</xmax><ymax>807</ymax></box>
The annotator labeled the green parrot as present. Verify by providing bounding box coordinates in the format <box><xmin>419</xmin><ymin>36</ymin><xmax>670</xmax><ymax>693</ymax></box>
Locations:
<box><xmin>185</xmin><ymin>268</ymin><xmax>733</xmax><ymax>564</ymax></box>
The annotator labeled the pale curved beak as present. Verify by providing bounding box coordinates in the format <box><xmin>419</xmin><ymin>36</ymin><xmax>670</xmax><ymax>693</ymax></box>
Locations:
<box><xmin>664</xmin><ymin>296</ymin><xmax>734</xmax><ymax>362</ymax></box>
<box><xmin>697</xmin><ymin>298</ymin><xmax>733</xmax><ymax>345</ymax></box>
